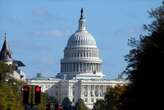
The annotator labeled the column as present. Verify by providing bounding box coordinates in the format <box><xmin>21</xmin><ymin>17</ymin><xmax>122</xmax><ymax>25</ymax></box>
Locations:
<box><xmin>70</xmin><ymin>63</ymin><xmax>72</xmax><ymax>72</ymax></box>
<box><xmin>71</xmin><ymin>63</ymin><xmax>73</xmax><ymax>72</ymax></box>
<box><xmin>81</xmin><ymin>63</ymin><xmax>83</xmax><ymax>72</ymax></box>
<box><xmin>66</xmin><ymin>63</ymin><xmax>68</xmax><ymax>72</ymax></box>
<box><xmin>93</xmin><ymin>64</ymin><xmax>95</xmax><ymax>72</ymax></box>
<box><xmin>98</xmin><ymin>85</ymin><xmax>100</xmax><ymax>97</ymax></box>
<box><xmin>73</xmin><ymin>63</ymin><xmax>75</xmax><ymax>72</ymax></box>
<box><xmin>100</xmin><ymin>85</ymin><xmax>103</xmax><ymax>97</ymax></box>
<box><xmin>68</xmin><ymin>63</ymin><xmax>69</xmax><ymax>72</ymax></box>
<box><xmin>84</xmin><ymin>63</ymin><xmax>86</xmax><ymax>72</ymax></box>
<box><xmin>78</xmin><ymin>63</ymin><xmax>80</xmax><ymax>72</ymax></box>
<box><xmin>76</xmin><ymin>63</ymin><xmax>78</xmax><ymax>72</ymax></box>
<box><xmin>96</xmin><ymin>64</ymin><xmax>98</xmax><ymax>72</ymax></box>
<box><xmin>91</xmin><ymin>63</ymin><xmax>93</xmax><ymax>72</ymax></box>
<box><xmin>61</xmin><ymin>63</ymin><xmax>63</xmax><ymax>72</ymax></box>
<box><xmin>79</xmin><ymin>63</ymin><xmax>81</xmax><ymax>72</ymax></box>
<box><xmin>63</xmin><ymin>64</ymin><xmax>65</xmax><ymax>72</ymax></box>
<box><xmin>88</xmin><ymin>85</ymin><xmax>90</xmax><ymax>97</ymax></box>
<box><xmin>89</xmin><ymin>63</ymin><xmax>91</xmax><ymax>72</ymax></box>
<box><xmin>86</xmin><ymin>63</ymin><xmax>88</xmax><ymax>72</ymax></box>
<box><xmin>77</xmin><ymin>63</ymin><xmax>79</xmax><ymax>72</ymax></box>
<box><xmin>98</xmin><ymin>64</ymin><xmax>100</xmax><ymax>72</ymax></box>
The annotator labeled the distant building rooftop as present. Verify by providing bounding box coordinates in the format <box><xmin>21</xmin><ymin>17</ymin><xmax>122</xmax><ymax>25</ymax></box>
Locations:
<box><xmin>31</xmin><ymin>73</ymin><xmax>48</xmax><ymax>80</ymax></box>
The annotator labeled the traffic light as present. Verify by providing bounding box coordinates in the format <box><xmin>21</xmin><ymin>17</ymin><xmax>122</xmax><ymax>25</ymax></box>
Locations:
<box><xmin>35</xmin><ymin>85</ymin><xmax>41</xmax><ymax>104</ymax></box>
<box><xmin>22</xmin><ymin>85</ymin><xmax>30</xmax><ymax>104</ymax></box>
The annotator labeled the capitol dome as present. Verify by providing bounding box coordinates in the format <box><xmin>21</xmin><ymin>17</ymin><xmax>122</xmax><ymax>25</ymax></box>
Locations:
<box><xmin>66</xmin><ymin>8</ymin><xmax>97</xmax><ymax>48</ymax></box>
<box><xmin>57</xmin><ymin>8</ymin><xmax>104</xmax><ymax>80</ymax></box>
<box><xmin>67</xmin><ymin>30</ymin><xmax>97</xmax><ymax>48</ymax></box>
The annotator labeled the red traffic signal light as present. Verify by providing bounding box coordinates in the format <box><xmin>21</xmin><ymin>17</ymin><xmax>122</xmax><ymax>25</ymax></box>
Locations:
<box><xmin>22</xmin><ymin>85</ymin><xmax>30</xmax><ymax>104</ymax></box>
<box><xmin>35</xmin><ymin>85</ymin><xmax>41</xmax><ymax>104</ymax></box>
<box><xmin>35</xmin><ymin>85</ymin><xmax>41</xmax><ymax>92</ymax></box>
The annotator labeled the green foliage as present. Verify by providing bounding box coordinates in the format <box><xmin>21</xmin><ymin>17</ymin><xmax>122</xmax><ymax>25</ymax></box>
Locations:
<box><xmin>75</xmin><ymin>99</ymin><xmax>88</xmax><ymax>110</ymax></box>
<box><xmin>0</xmin><ymin>61</ymin><xmax>10</xmax><ymax>73</ymax></box>
<box><xmin>106</xmin><ymin>86</ymin><xmax>127</xmax><ymax>110</ymax></box>
<box><xmin>38</xmin><ymin>93</ymin><xmax>49</xmax><ymax>110</ymax></box>
<box><xmin>48</xmin><ymin>96</ymin><xmax>58</xmax><ymax>104</ymax></box>
<box><xmin>121</xmin><ymin>1</ymin><xmax>164</xmax><ymax>110</ymax></box>
<box><xmin>93</xmin><ymin>99</ymin><xmax>106</xmax><ymax>110</ymax></box>
<box><xmin>93</xmin><ymin>85</ymin><xmax>127</xmax><ymax>110</ymax></box>
<box><xmin>0</xmin><ymin>61</ymin><xmax>25</xmax><ymax>110</ymax></box>
<box><xmin>0</xmin><ymin>61</ymin><xmax>10</xmax><ymax>84</ymax></box>
<box><xmin>0</xmin><ymin>83</ymin><xmax>24</xmax><ymax>110</ymax></box>
<box><xmin>62</xmin><ymin>97</ymin><xmax>72</xmax><ymax>110</ymax></box>
<box><xmin>38</xmin><ymin>94</ymin><xmax>58</xmax><ymax>110</ymax></box>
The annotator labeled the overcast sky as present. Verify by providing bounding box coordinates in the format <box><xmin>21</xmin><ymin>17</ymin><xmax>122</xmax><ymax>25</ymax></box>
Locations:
<box><xmin>0</xmin><ymin>0</ymin><xmax>162</xmax><ymax>79</ymax></box>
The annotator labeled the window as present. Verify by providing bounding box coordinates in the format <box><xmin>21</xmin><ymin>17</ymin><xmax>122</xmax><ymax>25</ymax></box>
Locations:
<box><xmin>90</xmin><ymin>91</ymin><xmax>94</xmax><ymax>97</ymax></box>
<box><xmin>100</xmin><ymin>91</ymin><xmax>103</xmax><ymax>97</ymax></box>
<box><xmin>73</xmin><ymin>91</ymin><xmax>75</xmax><ymax>96</ymax></box>
<box><xmin>83</xmin><ymin>85</ymin><xmax>88</xmax><ymax>96</ymax></box>
<box><xmin>91</xmin><ymin>98</ymin><xmax>94</xmax><ymax>102</ymax></box>
<box><xmin>95</xmin><ymin>91</ymin><xmax>99</xmax><ymax>97</ymax></box>
<box><xmin>85</xmin><ymin>98</ymin><xmax>87</xmax><ymax>102</ymax></box>
<box><xmin>91</xmin><ymin>85</ymin><xmax>94</xmax><ymax>90</ymax></box>
<box><xmin>84</xmin><ymin>91</ymin><xmax>88</xmax><ymax>97</ymax></box>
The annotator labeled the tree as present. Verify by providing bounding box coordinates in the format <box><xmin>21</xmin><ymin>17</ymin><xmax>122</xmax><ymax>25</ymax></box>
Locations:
<box><xmin>93</xmin><ymin>99</ymin><xmax>106</xmax><ymax>110</ymax></box>
<box><xmin>0</xmin><ymin>61</ymin><xmax>24</xmax><ymax>110</ymax></box>
<box><xmin>0</xmin><ymin>80</ymin><xmax>24</xmax><ymax>110</ymax></box>
<box><xmin>38</xmin><ymin>93</ymin><xmax>49</xmax><ymax>110</ymax></box>
<box><xmin>120</xmin><ymin>2</ymin><xmax>164</xmax><ymax>110</ymax></box>
<box><xmin>0</xmin><ymin>61</ymin><xmax>10</xmax><ymax>84</ymax></box>
<box><xmin>75</xmin><ymin>99</ymin><xmax>88</xmax><ymax>110</ymax></box>
<box><xmin>48</xmin><ymin>96</ymin><xmax>58</xmax><ymax>104</ymax></box>
<box><xmin>105</xmin><ymin>85</ymin><xmax>127</xmax><ymax>110</ymax></box>
<box><xmin>93</xmin><ymin>85</ymin><xmax>127</xmax><ymax>110</ymax></box>
<box><xmin>62</xmin><ymin>97</ymin><xmax>72</xmax><ymax>110</ymax></box>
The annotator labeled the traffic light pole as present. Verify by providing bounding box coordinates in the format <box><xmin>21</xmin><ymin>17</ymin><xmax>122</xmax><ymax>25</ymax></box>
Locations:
<box><xmin>30</xmin><ymin>85</ymin><xmax>33</xmax><ymax>109</ymax></box>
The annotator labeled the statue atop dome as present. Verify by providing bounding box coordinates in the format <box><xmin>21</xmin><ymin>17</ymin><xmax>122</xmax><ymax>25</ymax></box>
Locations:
<box><xmin>80</xmin><ymin>8</ymin><xmax>84</xmax><ymax>19</ymax></box>
<box><xmin>78</xmin><ymin>8</ymin><xmax>86</xmax><ymax>31</ymax></box>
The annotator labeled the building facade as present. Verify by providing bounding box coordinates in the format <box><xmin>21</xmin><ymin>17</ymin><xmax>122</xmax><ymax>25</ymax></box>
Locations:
<box><xmin>0</xmin><ymin>34</ymin><xmax>26</xmax><ymax>80</ymax></box>
<box><xmin>28</xmin><ymin>9</ymin><xmax>128</xmax><ymax>109</ymax></box>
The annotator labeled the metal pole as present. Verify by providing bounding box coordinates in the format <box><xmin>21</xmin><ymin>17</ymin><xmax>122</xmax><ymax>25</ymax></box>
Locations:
<box><xmin>31</xmin><ymin>85</ymin><xmax>33</xmax><ymax>109</ymax></box>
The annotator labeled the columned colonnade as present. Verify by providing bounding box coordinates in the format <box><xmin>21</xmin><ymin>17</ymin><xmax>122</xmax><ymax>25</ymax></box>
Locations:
<box><xmin>61</xmin><ymin>63</ymin><xmax>101</xmax><ymax>73</ymax></box>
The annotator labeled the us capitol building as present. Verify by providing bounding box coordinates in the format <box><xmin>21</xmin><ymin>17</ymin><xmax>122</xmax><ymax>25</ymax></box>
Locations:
<box><xmin>28</xmin><ymin>9</ymin><xmax>127</xmax><ymax>109</ymax></box>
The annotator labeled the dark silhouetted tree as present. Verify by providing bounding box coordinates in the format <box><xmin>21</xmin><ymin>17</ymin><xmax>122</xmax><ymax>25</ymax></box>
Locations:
<box><xmin>62</xmin><ymin>97</ymin><xmax>72</xmax><ymax>110</ymax></box>
<box><xmin>105</xmin><ymin>85</ymin><xmax>127</xmax><ymax>110</ymax></box>
<box><xmin>93</xmin><ymin>85</ymin><xmax>127</xmax><ymax>110</ymax></box>
<box><xmin>120</xmin><ymin>2</ymin><xmax>164</xmax><ymax>110</ymax></box>
<box><xmin>75</xmin><ymin>99</ymin><xmax>88</xmax><ymax>110</ymax></box>
<box><xmin>93</xmin><ymin>99</ymin><xmax>106</xmax><ymax>110</ymax></box>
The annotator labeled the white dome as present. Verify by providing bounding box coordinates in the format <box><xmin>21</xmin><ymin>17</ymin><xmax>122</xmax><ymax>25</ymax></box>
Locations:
<box><xmin>67</xmin><ymin>30</ymin><xmax>96</xmax><ymax>48</ymax></box>
<box><xmin>57</xmin><ymin>8</ymin><xmax>104</xmax><ymax>80</ymax></box>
